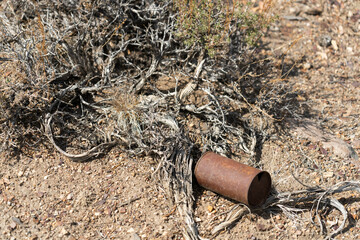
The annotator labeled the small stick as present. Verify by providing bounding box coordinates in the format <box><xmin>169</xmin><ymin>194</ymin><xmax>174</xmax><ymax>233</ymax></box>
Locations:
<box><xmin>119</xmin><ymin>196</ymin><xmax>141</xmax><ymax>207</ymax></box>
<box><xmin>163</xmin><ymin>206</ymin><xmax>177</xmax><ymax>219</ymax></box>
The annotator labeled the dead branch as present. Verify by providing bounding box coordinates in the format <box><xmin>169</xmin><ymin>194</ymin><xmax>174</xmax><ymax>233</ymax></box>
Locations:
<box><xmin>44</xmin><ymin>114</ymin><xmax>116</xmax><ymax>162</ymax></box>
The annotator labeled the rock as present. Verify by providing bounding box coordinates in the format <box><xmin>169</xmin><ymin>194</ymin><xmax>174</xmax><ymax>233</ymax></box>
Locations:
<box><xmin>319</xmin><ymin>35</ymin><xmax>332</xmax><ymax>47</ymax></box>
<box><xmin>207</xmin><ymin>205</ymin><xmax>214</xmax><ymax>212</ymax></box>
<box><xmin>120</xmin><ymin>207</ymin><xmax>126</xmax><ymax>213</ymax></box>
<box><xmin>67</xmin><ymin>193</ymin><xmax>73</xmax><ymax>200</ymax></box>
<box><xmin>323</xmin><ymin>172</ymin><xmax>334</xmax><ymax>178</ymax></box>
<box><xmin>17</xmin><ymin>171</ymin><xmax>24</xmax><ymax>177</ymax></box>
<box><xmin>353</xmin><ymin>140</ymin><xmax>360</xmax><ymax>149</ymax></box>
<box><xmin>37</xmin><ymin>192</ymin><xmax>45</xmax><ymax>198</ymax></box>
<box><xmin>323</xmin><ymin>138</ymin><xmax>358</xmax><ymax>160</ymax></box>
<box><xmin>331</xmin><ymin>40</ymin><xmax>338</xmax><ymax>50</ymax></box>
<box><xmin>303</xmin><ymin>4</ymin><xmax>323</xmax><ymax>16</ymax></box>
<box><xmin>290</xmin><ymin>120</ymin><xmax>359</xmax><ymax>162</ymax></box>
<box><xmin>257</xmin><ymin>223</ymin><xmax>267</xmax><ymax>231</ymax></box>
<box><xmin>104</xmin><ymin>207</ymin><xmax>112</xmax><ymax>215</ymax></box>
<box><xmin>289</xmin><ymin>7</ymin><xmax>299</xmax><ymax>14</ymax></box>
<box><xmin>58</xmin><ymin>228</ymin><xmax>69</xmax><ymax>237</ymax></box>
<box><xmin>9</xmin><ymin>221</ymin><xmax>16</xmax><ymax>230</ymax></box>
<box><xmin>303</xmin><ymin>63</ymin><xmax>311</xmax><ymax>70</ymax></box>
<box><xmin>131</xmin><ymin>233</ymin><xmax>141</xmax><ymax>240</ymax></box>
<box><xmin>12</xmin><ymin>217</ymin><xmax>23</xmax><ymax>225</ymax></box>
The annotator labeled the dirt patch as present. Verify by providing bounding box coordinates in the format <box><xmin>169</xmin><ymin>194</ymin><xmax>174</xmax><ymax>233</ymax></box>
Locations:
<box><xmin>1</xmin><ymin>0</ymin><xmax>360</xmax><ymax>240</ymax></box>
<box><xmin>0</xmin><ymin>149</ymin><xmax>183</xmax><ymax>239</ymax></box>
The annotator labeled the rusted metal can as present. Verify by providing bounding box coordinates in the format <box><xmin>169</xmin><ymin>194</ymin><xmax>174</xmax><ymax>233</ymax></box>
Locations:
<box><xmin>194</xmin><ymin>152</ymin><xmax>271</xmax><ymax>207</ymax></box>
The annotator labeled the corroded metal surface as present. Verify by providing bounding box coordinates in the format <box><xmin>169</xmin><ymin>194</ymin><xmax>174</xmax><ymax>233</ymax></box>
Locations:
<box><xmin>194</xmin><ymin>152</ymin><xmax>271</xmax><ymax>207</ymax></box>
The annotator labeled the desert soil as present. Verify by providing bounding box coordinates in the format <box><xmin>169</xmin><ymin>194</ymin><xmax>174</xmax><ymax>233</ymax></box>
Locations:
<box><xmin>1</xmin><ymin>0</ymin><xmax>360</xmax><ymax>239</ymax></box>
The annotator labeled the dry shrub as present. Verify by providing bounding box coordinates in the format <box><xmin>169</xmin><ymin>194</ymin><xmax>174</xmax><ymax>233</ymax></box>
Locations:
<box><xmin>0</xmin><ymin>0</ymin><xmax>314</xmax><ymax>239</ymax></box>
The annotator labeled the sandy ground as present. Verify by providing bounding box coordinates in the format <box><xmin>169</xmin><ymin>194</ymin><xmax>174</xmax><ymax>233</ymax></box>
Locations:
<box><xmin>1</xmin><ymin>0</ymin><xmax>360</xmax><ymax>239</ymax></box>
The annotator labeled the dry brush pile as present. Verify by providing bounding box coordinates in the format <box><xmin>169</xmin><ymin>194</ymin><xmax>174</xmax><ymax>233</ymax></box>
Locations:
<box><xmin>1</xmin><ymin>0</ymin><xmax>359</xmax><ymax>239</ymax></box>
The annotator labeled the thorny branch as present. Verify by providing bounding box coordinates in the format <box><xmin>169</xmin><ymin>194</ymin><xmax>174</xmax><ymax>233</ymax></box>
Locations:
<box><xmin>211</xmin><ymin>181</ymin><xmax>360</xmax><ymax>239</ymax></box>
<box><xmin>44</xmin><ymin>113</ymin><xmax>116</xmax><ymax>162</ymax></box>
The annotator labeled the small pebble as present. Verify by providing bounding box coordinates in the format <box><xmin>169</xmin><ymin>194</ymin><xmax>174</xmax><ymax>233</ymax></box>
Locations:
<box><xmin>12</xmin><ymin>217</ymin><xmax>22</xmax><ymax>225</ymax></box>
<box><xmin>207</xmin><ymin>205</ymin><xmax>214</xmax><ymax>212</ymax></box>
<box><xmin>353</xmin><ymin>140</ymin><xmax>360</xmax><ymax>149</ymax></box>
<box><xmin>331</xmin><ymin>40</ymin><xmax>338</xmax><ymax>51</ymax></box>
<box><xmin>9</xmin><ymin>221</ymin><xmax>16</xmax><ymax>230</ymax></box>
<box><xmin>131</xmin><ymin>233</ymin><xmax>141</xmax><ymax>240</ymax></box>
<box><xmin>347</xmin><ymin>47</ymin><xmax>353</xmax><ymax>54</ymax></box>
<box><xmin>58</xmin><ymin>227</ymin><xmax>69</xmax><ymax>237</ymax></box>
<box><xmin>323</xmin><ymin>172</ymin><xmax>334</xmax><ymax>178</ymax></box>
<box><xmin>319</xmin><ymin>35</ymin><xmax>332</xmax><ymax>47</ymax></box>
<box><xmin>67</xmin><ymin>193</ymin><xmax>73</xmax><ymax>200</ymax></box>
<box><xmin>17</xmin><ymin>171</ymin><xmax>24</xmax><ymax>177</ymax></box>
<box><xmin>104</xmin><ymin>207</ymin><xmax>112</xmax><ymax>215</ymax></box>
<box><xmin>303</xmin><ymin>63</ymin><xmax>311</xmax><ymax>69</ymax></box>
<box><xmin>257</xmin><ymin>223</ymin><xmax>267</xmax><ymax>231</ymax></box>
<box><xmin>120</xmin><ymin>207</ymin><xmax>126</xmax><ymax>213</ymax></box>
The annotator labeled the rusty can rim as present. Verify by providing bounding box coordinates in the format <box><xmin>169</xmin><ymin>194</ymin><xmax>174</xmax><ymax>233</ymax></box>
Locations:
<box><xmin>247</xmin><ymin>170</ymin><xmax>272</xmax><ymax>207</ymax></box>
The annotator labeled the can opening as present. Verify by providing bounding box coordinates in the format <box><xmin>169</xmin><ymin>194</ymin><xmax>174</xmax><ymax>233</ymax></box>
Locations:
<box><xmin>247</xmin><ymin>171</ymin><xmax>272</xmax><ymax>207</ymax></box>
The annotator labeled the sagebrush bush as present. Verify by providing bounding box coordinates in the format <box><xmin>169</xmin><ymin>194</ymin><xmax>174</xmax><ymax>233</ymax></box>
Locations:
<box><xmin>173</xmin><ymin>0</ymin><xmax>275</xmax><ymax>56</ymax></box>
<box><xmin>0</xmin><ymin>0</ymin><xmax>276</xmax><ymax>153</ymax></box>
